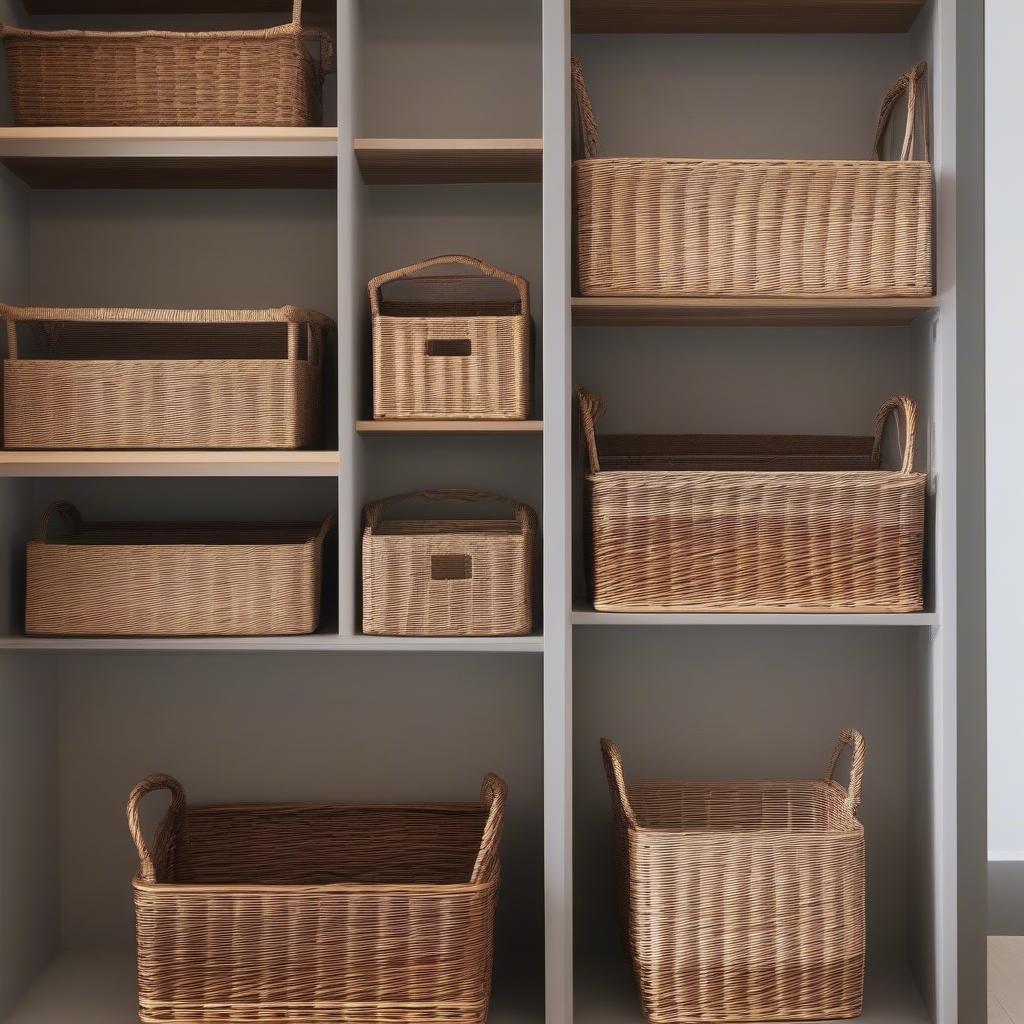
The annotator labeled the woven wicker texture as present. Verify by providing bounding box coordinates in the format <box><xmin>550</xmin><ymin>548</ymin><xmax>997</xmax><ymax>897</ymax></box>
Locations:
<box><xmin>0</xmin><ymin>0</ymin><xmax>332</xmax><ymax>127</ymax></box>
<box><xmin>128</xmin><ymin>771</ymin><xmax>506</xmax><ymax>1023</ymax></box>
<box><xmin>572</xmin><ymin>58</ymin><xmax>933</xmax><ymax>298</ymax></box>
<box><xmin>362</xmin><ymin>489</ymin><xmax>535</xmax><ymax>636</ymax></box>
<box><xmin>578</xmin><ymin>388</ymin><xmax>926</xmax><ymax>612</ymax></box>
<box><xmin>26</xmin><ymin>502</ymin><xmax>334</xmax><ymax>636</ymax></box>
<box><xmin>370</xmin><ymin>255</ymin><xmax>531</xmax><ymax>420</ymax></box>
<box><xmin>2</xmin><ymin>305</ymin><xmax>331</xmax><ymax>450</ymax></box>
<box><xmin>602</xmin><ymin>731</ymin><xmax>866</xmax><ymax>1023</ymax></box>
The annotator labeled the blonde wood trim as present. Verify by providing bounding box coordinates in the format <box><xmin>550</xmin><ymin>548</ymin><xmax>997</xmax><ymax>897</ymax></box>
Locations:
<box><xmin>0</xmin><ymin>450</ymin><xmax>340</xmax><ymax>477</ymax></box>
<box><xmin>357</xmin><ymin>420</ymin><xmax>543</xmax><ymax>434</ymax></box>
<box><xmin>571</xmin><ymin>296</ymin><xmax>939</xmax><ymax>327</ymax></box>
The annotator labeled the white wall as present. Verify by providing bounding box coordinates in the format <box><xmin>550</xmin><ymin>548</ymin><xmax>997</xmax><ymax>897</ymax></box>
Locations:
<box><xmin>986</xmin><ymin>0</ymin><xmax>1023</xmax><ymax>862</ymax></box>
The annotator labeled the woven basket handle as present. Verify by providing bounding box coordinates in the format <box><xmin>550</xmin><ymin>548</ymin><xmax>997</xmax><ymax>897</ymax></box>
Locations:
<box><xmin>127</xmin><ymin>773</ymin><xmax>187</xmax><ymax>884</ymax></box>
<box><xmin>34</xmin><ymin>502</ymin><xmax>83</xmax><ymax>541</ymax></box>
<box><xmin>874</xmin><ymin>62</ymin><xmax>929</xmax><ymax>162</ymax></box>
<box><xmin>571</xmin><ymin>57</ymin><xmax>600</xmax><ymax>160</ymax></box>
<box><xmin>601</xmin><ymin>738</ymin><xmax>639</xmax><ymax>829</ymax></box>
<box><xmin>470</xmin><ymin>773</ymin><xmax>508</xmax><ymax>884</ymax></box>
<box><xmin>871</xmin><ymin>394</ymin><xmax>918</xmax><ymax>474</ymax></box>
<box><xmin>315</xmin><ymin>511</ymin><xmax>338</xmax><ymax>544</ymax></box>
<box><xmin>364</xmin><ymin>489</ymin><xmax>536</xmax><ymax>533</ymax></box>
<box><xmin>826</xmin><ymin>729</ymin><xmax>866</xmax><ymax>815</ymax></box>
<box><xmin>576</xmin><ymin>387</ymin><xmax>606</xmax><ymax>474</ymax></box>
<box><xmin>4</xmin><ymin>320</ymin><xmax>17</xmax><ymax>360</ymax></box>
<box><xmin>367</xmin><ymin>255</ymin><xmax>529</xmax><ymax>317</ymax></box>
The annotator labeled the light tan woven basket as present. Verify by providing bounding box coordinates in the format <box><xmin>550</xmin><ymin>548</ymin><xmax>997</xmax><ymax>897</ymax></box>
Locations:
<box><xmin>0</xmin><ymin>0</ymin><xmax>332</xmax><ymax>127</ymax></box>
<box><xmin>128</xmin><ymin>771</ymin><xmax>506</xmax><ymax>1024</ymax></box>
<box><xmin>578</xmin><ymin>387</ymin><xmax>926</xmax><ymax>612</ymax></box>
<box><xmin>26</xmin><ymin>502</ymin><xmax>334</xmax><ymax>636</ymax></box>
<box><xmin>370</xmin><ymin>255</ymin><xmax>531</xmax><ymax>420</ymax></box>
<box><xmin>362</xmin><ymin>489</ymin><xmax>535</xmax><ymax>637</ymax></box>
<box><xmin>1</xmin><ymin>305</ymin><xmax>330</xmax><ymax>450</ymax></box>
<box><xmin>602</xmin><ymin>730</ymin><xmax>866</xmax><ymax>1023</ymax></box>
<box><xmin>572</xmin><ymin>58</ymin><xmax>933</xmax><ymax>297</ymax></box>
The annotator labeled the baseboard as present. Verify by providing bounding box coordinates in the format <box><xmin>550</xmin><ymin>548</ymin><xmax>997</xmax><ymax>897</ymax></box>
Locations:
<box><xmin>989</xmin><ymin>860</ymin><xmax>1024</xmax><ymax>934</ymax></box>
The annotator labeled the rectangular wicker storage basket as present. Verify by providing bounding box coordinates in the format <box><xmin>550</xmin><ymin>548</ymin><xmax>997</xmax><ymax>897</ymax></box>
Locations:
<box><xmin>2</xmin><ymin>305</ymin><xmax>330</xmax><ymax>450</ymax></box>
<box><xmin>0</xmin><ymin>0</ymin><xmax>332</xmax><ymax>127</ymax></box>
<box><xmin>572</xmin><ymin>59</ymin><xmax>933</xmax><ymax>298</ymax></box>
<box><xmin>362</xmin><ymin>489</ymin><xmax>535</xmax><ymax>636</ymax></box>
<box><xmin>128</xmin><ymin>771</ymin><xmax>506</xmax><ymax>1024</ymax></box>
<box><xmin>577</xmin><ymin>388</ymin><xmax>926</xmax><ymax>613</ymax></box>
<box><xmin>371</xmin><ymin>255</ymin><xmax>531</xmax><ymax>420</ymax></box>
<box><xmin>26</xmin><ymin>502</ymin><xmax>334</xmax><ymax>636</ymax></box>
<box><xmin>602</xmin><ymin>730</ymin><xmax>866</xmax><ymax>1023</ymax></box>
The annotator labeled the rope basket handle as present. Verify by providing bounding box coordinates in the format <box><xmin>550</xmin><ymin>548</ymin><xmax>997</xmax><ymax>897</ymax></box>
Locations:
<box><xmin>874</xmin><ymin>62</ymin><xmax>929</xmax><ymax>162</ymax></box>
<box><xmin>364</xmin><ymin>488</ymin><xmax>536</xmax><ymax>534</ymax></box>
<box><xmin>127</xmin><ymin>773</ymin><xmax>187</xmax><ymax>884</ymax></box>
<box><xmin>315</xmin><ymin>510</ymin><xmax>338</xmax><ymax>545</ymax></box>
<box><xmin>576</xmin><ymin>387</ymin><xmax>606</xmax><ymax>475</ymax></box>
<box><xmin>571</xmin><ymin>57</ymin><xmax>600</xmax><ymax>160</ymax></box>
<box><xmin>600</xmin><ymin>738</ymin><xmax>639</xmax><ymax>829</ymax></box>
<box><xmin>367</xmin><ymin>255</ymin><xmax>530</xmax><ymax>318</ymax></box>
<box><xmin>871</xmin><ymin>394</ymin><xmax>918</xmax><ymax>474</ymax></box>
<box><xmin>470</xmin><ymin>773</ymin><xmax>508</xmax><ymax>884</ymax></box>
<box><xmin>826</xmin><ymin>728</ymin><xmax>867</xmax><ymax>816</ymax></box>
<box><xmin>34</xmin><ymin>502</ymin><xmax>83</xmax><ymax>541</ymax></box>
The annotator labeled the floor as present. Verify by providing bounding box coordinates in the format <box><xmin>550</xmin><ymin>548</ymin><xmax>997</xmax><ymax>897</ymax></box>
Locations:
<box><xmin>990</xmin><ymin>937</ymin><xmax>1024</xmax><ymax>1023</ymax></box>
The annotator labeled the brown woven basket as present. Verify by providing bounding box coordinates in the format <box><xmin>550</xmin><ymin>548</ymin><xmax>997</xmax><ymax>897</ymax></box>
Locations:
<box><xmin>128</xmin><ymin>771</ymin><xmax>506</xmax><ymax>1024</ymax></box>
<box><xmin>0</xmin><ymin>0</ymin><xmax>332</xmax><ymax>127</ymax></box>
<box><xmin>572</xmin><ymin>58</ymin><xmax>933</xmax><ymax>297</ymax></box>
<box><xmin>362</xmin><ymin>489</ymin><xmax>535</xmax><ymax>637</ymax></box>
<box><xmin>370</xmin><ymin>255</ymin><xmax>531</xmax><ymax>420</ymax></box>
<box><xmin>602</xmin><ymin>730</ymin><xmax>866</xmax><ymax>1023</ymax></box>
<box><xmin>1</xmin><ymin>305</ymin><xmax>330</xmax><ymax>450</ymax></box>
<box><xmin>578</xmin><ymin>388</ymin><xmax>926</xmax><ymax>613</ymax></box>
<box><xmin>26</xmin><ymin>502</ymin><xmax>334</xmax><ymax>636</ymax></box>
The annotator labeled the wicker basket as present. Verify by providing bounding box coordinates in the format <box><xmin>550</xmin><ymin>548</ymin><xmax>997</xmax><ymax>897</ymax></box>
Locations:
<box><xmin>578</xmin><ymin>388</ymin><xmax>926</xmax><ymax>613</ymax></box>
<box><xmin>370</xmin><ymin>255</ymin><xmax>531</xmax><ymax>420</ymax></box>
<box><xmin>128</xmin><ymin>771</ymin><xmax>506</xmax><ymax>1024</ymax></box>
<box><xmin>26</xmin><ymin>502</ymin><xmax>334</xmax><ymax>636</ymax></box>
<box><xmin>602</xmin><ymin>730</ymin><xmax>867</xmax><ymax>1023</ymax></box>
<box><xmin>1</xmin><ymin>305</ymin><xmax>330</xmax><ymax>450</ymax></box>
<box><xmin>0</xmin><ymin>0</ymin><xmax>332</xmax><ymax>127</ymax></box>
<box><xmin>572</xmin><ymin>58</ymin><xmax>933</xmax><ymax>297</ymax></box>
<box><xmin>362</xmin><ymin>489</ymin><xmax>535</xmax><ymax>637</ymax></box>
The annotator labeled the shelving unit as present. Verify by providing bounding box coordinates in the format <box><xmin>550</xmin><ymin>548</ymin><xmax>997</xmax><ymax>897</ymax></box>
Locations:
<box><xmin>0</xmin><ymin>1</ymin><xmax>984</xmax><ymax>1024</ymax></box>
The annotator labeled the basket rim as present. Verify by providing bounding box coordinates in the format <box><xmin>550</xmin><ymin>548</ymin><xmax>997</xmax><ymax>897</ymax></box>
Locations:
<box><xmin>586</xmin><ymin>469</ymin><xmax>927</xmax><ymax>481</ymax></box>
<box><xmin>573</xmin><ymin>155</ymin><xmax>933</xmax><ymax>169</ymax></box>
<box><xmin>0</xmin><ymin>304</ymin><xmax>335</xmax><ymax>327</ymax></box>
<box><xmin>131</xmin><ymin>872</ymin><xmax>499</xmax><ymax>897</ymax></box>
<box><xmin>0</xmin><ymin>21</ymin><xmax>319</xmax><ymax>43</ymax></box>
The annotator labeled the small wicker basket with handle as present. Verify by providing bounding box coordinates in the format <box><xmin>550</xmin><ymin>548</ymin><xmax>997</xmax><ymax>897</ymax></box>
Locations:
<box><xmin>1</xmin><ymin>0</ymin><xmax>333</xmax><ymax>127</ymax></box>
<box><xmin>370</xmin><ymin>255</ymin><xmax>531</xmax><ymax>420</ymax></box>
<box><xmin>128</xmin><ymin>771</ymin><xmax>506</xmax><ymax>1023</ymax></box>
<box><xmin>603</xmin><ymin>730</ymin><xmax>866</xmax><ymax>1022</ymax></box>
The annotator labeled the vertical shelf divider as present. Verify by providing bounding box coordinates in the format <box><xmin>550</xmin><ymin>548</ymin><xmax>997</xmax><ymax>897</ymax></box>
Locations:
<box><xmin>543</xmin><ymin>0</ymin><xmax>573</xmax><ymax>1021</ymax></box>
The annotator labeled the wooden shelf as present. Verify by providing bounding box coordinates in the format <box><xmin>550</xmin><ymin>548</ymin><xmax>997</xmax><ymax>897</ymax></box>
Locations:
<box><xmin>354</xmin><ymin>139</ymin><xmax>542</xmax><ymax>185</ymax></box>
<box><xmin>0</xmin><ymin>634</ymin><xmax>544</xmax><ymax>653</ymax></box>
<box><xmin>572</xmin><ymin>296</ymin><xmax>939</xmax><ymax>327</ymax></box>
<box><xmin>0</xmin><ymin>450</ymin><xmax>340</xmax><ymax>477</ymax></box>
<box><xmin>0</xmin><ymin>128</ymin><xmax>338</xmax><ymax>189</ymax></box>
<box><xmin>357</xmin><ymin>420</ymin><xmax>543</xmax><ymax>434</ymax></box>
<box><xmin>572</xmin><ymin>601</ymin><xmax>938</xmax><ymax>626</ymax></box>
<box><xmin>571</xmin><ymin>0</ymin><xmax>927</xmax><ymax>33</ymax></box>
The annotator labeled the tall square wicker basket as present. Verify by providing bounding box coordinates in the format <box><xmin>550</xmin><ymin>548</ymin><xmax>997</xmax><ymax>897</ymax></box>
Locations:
<box><xmin>362</xmin><ymin>489</ymin><xmax>535</xmax><ymax>637</ymax></box>
<box><xmin>2</xmin><ymin>305</ymin><xmax>330</xmax><ymax>450</ymax></box>
<box><xmin>577</xmin><ymin>388</ymin><xmax>926</xmax><ymax>613</ymax></box>
<box><xmin>602</xmin><ymin>731</ymin><xmax>866</xmax><ymax>1023</ymax></box>
<box><xmin>128</xmin><ymin>771</ymin><xmax>506</xmax><ymax>1024</ymax></box>
<box><xmin>572</xmin><ymin>59</ymin><xmax>933</xmax><ymax>298</ymax></box>
<box><xmin>0</xmin><ymin>0</ymin><xmax>332</xmax><ymax>127</ymax></box>
<box><xmin>25</xmin><ymin>502</ymin><xmax>334</xmax><ymax>637</ymax></box>
<box><xmin>370</xmin><ymin>255</ymin><xmax>531</xmax><ymax>420</ymax></box>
